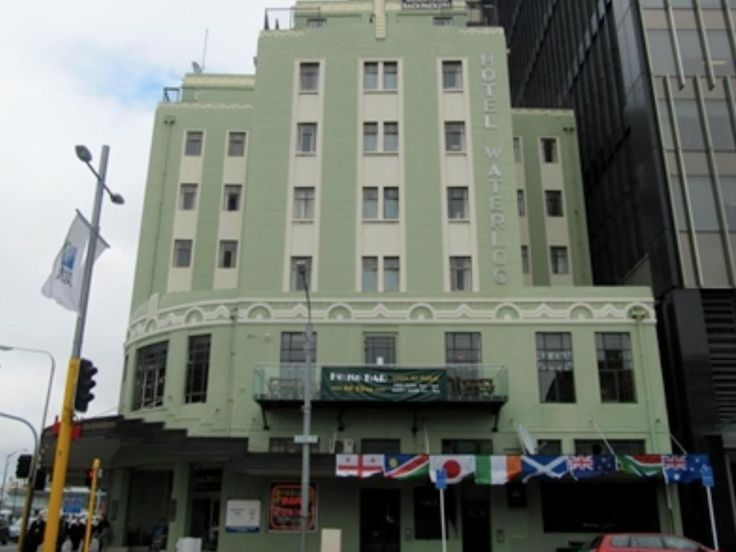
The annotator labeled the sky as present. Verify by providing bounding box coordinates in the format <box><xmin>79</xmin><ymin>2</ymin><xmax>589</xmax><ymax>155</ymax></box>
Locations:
<box><xmin>0</xmin><ymin>0</ymin><xmax>284</xmax><ymax>486</ymax></box>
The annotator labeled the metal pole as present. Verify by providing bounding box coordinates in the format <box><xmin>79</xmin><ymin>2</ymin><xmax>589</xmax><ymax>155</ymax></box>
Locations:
<box><xmin>299</xmin><ymin>267</ymin><xmax>313</xmax><ymax>552</ymax></box>
<box><xmin>706</xmin><ymin>485</ymin><xmax>720</xmax><ymax>551</ymax></box>
<box><xmin>43</xmin><ymin>145</ymin><xmax>110</xmax><ymax>552</ymax></box>
<box><xmin>439</xmin><ymin>488</ymin><xmax>447</xmax><ymax>552</ymax></box>
<box><xmin>82</xmin><ymin>459</ymin><xmax>100</xmax><ymax>552</ymax></box>
<box><xmin>1</xmin><ymin>450</ymin><xmax>25</xmax><ymax>511</ymax></box>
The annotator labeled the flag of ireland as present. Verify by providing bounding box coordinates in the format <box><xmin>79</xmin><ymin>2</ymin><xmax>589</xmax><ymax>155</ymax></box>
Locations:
<box><xmin>617</xmin><ymin>455</ymin><xmax>663</xmax><ymax>478</ymax></box>
<box><xmin>384</xmin><ymin>454</ymin><xmax>429</xmax><ymax>480</ymax></box>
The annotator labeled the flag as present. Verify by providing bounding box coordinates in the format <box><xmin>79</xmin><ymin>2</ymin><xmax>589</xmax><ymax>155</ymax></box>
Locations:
<box><xmin>335</xmin><ymin>454</ymin><xmax>384</xmax><ymax>478</ymax></box>
<box><xmin>617</xmin><ymin>455</ymin><xmax>662</xmax><ymax>478</ymax></box>
<box><xmin>663</xmin><ymin>454</ymin><xmax>709</xmax><ymax>484</ymax></box>
<box><xmin>568</xmin><ymin>455</ymin><xmax>616</xmax><ymax>480</ymax></box>
<box><xmin>41</xmin><ymin>211</ymin><xmax>108</xmax><ymax>312</ymax></box>
<box><xmin>522</xmin><ymin>455</ymin><xmax>568</xmax><ymax>482</ymax></box>
<box><xmin>475</xmin><ymin>455</ymin><xmax>522</xmax><ymax>485</ymax></box>
<box><xmin>429</xmin><ymin>455</ymin><xmax>475</xmax><ymax>484</ymax></box>
<box><xmin>384</xmin><ymin>454</ymin><xmax>429</xmax><ymax>480</ymax></box>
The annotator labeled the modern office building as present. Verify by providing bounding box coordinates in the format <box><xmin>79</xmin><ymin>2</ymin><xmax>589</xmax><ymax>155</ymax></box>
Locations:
<box><xmin>52</xmin><ymin>1</ymin><xmax>683</xmax><ymax>551</ymax></box>
<box><xmin>497</xmin><ymin>0</ymin><xmax>736</xmax><ymax>548</ymax></box>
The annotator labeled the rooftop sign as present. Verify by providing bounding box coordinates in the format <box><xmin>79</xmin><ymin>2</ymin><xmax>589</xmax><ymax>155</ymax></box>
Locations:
<box><xmin>401</xmin><ymin>0</ymin><xmax>452</xmax><ymax>9</ymax></box>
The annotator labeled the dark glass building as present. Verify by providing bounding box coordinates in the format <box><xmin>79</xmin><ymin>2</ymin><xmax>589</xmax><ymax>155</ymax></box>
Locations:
<box><xmin>497</xmin><ymin>0</ymin><xmax>736</xmax><ymax>549</ymax></box>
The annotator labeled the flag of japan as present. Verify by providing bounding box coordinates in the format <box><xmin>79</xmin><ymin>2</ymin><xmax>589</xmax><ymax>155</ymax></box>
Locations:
<box><xmin>429</xmin><ymin>455</ymin><xmax>476</xmax><ymax>484</ymax></box>
<box><xmin>335</xmin><ymin>454</ymin><xmax>384</xmax><ymax>478</ymax></box>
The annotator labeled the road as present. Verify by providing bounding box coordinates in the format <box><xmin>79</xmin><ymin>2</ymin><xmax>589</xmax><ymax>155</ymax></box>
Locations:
<box><xmin>0</xmin><ymin>544</ymin><xmax>17</xmax><ymax>552</ymax></box>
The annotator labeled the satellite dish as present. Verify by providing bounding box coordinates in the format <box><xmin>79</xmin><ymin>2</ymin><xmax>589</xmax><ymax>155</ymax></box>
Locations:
<box><xmin>516</xmin><ymin>423</ymin><xmax>537</xmax><ymax>454</ymax></box>
<box><xmin>191</xmin><ymin>61</ymin><xmax>203</xmax><ymax>74</ymax></box>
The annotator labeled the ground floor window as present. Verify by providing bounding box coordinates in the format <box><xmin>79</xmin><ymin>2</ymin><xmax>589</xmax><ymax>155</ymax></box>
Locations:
<box><xmin>413</xmin><ymin>485</ymin><xmax>456</xmax><ymax>540</ymax></box>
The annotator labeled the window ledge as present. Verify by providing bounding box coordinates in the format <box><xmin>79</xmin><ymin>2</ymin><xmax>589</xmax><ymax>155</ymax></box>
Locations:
<box><xmin>363</xmin><ymin>89</ymin><xmax>399</xmax><ymax>95</ymax></box>
<box><xmin>448</xmin><ymin>218</ymin><xmax>470</xmax><ymax>224</ymax></box>
<box><xmin>292</xmin><ymin>218</ymin><xmax>315</xmax><ymax>224</ymax></box>
<box><xmin>298</xmin><ymin>90</ymin><xmax>320</xmax><ymax>95</ymax></box>
<box><xmin>295</xmin><ymin>152</ymin><xmax>317</xmax><ymax>157</ymax></box>
<box><xmin>363</xmin><ymin>151</ymin><xmax>400</xmax><ymax>157</ymax></box>
<box><xmin>445</xmin><ymin>150</ymin><xmax>467</xmax><ymax>156</ymax></box>
<box><xmin>362</xmin><ymin>218</ymin><xmax>400</xmax><ymax>224</ymax></box>
<box><xmin>442</xmin><ymin>88</ymin><xmax>464</xmax><ymax>94</ymax></box>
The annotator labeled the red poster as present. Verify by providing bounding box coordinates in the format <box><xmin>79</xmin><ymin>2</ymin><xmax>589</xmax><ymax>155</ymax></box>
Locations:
<box><xmin>269</xmin><ymin>483</ymin><xmax>317</xmax><ymax>531</ymax></box>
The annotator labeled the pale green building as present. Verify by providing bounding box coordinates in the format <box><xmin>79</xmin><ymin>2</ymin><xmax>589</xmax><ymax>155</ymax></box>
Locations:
<box><xmin>103</xmin><ymin>1</ymin><xmax>678</xmax><ymax>551</ymax></box>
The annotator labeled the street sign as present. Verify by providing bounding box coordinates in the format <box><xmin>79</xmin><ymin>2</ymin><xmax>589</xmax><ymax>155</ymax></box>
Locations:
<box><xmin>701</xmin><ymin>464</ymin><xmax>715</xmax><ymax>488</ymax></box>
<box><xmin>294</xmin><ymin>435</ymin><xmax>319</xmax><ymax>444</ymax></box>
<box><xmin>435</xmin><ymin>468</ymin><xmax>447</xmax><ymax>490</ymax></box>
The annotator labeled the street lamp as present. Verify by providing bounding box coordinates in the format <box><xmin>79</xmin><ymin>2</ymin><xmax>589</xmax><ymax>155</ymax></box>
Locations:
<box><xmin>296</xmin><ymin>263</ymin><xmax>315</xmax><ymax>552</ymax></box>
<box><xmin>0</xmin><ymin>449</ymin><xmax>26</xmax><ymax>513</ymax></box>
<box><xmin>42</xmin><ymin>145</ymin><xmax>124</xmax><ymax>552</ymax></box>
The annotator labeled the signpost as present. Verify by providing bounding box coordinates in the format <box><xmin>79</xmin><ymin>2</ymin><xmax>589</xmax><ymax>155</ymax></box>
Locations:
<box><xmin>701</xmin><ymin>464</ymin><xmax>719</xmax><ymax>551</ymax></box>
<box><xmin>434</xmin><ymin>469</ymin><xmax>447</xmax><ymax>552</ymax></box>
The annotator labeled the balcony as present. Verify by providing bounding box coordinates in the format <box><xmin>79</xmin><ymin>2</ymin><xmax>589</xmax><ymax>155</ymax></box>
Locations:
<box><xmin>254</xmin><ymin>363</ymin><xmax>508</xmax><ymax>430</ymax></box>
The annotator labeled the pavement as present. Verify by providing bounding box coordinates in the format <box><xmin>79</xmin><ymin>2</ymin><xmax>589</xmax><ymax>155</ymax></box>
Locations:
<box><xmin>0</xmin><ymin>544</ymin><xmax>16</xmax><ymax>552</ymax></box>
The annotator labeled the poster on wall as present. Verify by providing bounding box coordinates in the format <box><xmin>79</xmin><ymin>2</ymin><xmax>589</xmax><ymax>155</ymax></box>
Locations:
<box><xmin>225</xmin><ymin>499</ymin><xmax>261</xmax><ymax>533</ymax></box>
<box><xmin>269</xmin><ymin>483</ymin><xmax>317</xmax><ymax>532</ymax></box>
<box><xmin>321</xmin><ymin>367</ymin><xmax>446</xmax><ymax>402</ymax></box>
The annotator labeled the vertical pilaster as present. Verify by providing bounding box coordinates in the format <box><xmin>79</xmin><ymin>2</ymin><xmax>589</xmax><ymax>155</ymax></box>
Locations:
<box><xmin>166</xmin><ymin>463</ymin><xmax>190</xmax><ymax>552</ymax></box>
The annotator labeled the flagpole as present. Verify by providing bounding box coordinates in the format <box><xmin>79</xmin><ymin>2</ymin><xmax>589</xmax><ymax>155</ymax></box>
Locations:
<box><xmin>706</xmin><ymin>485</ymin><xmax>719</xmax><ymax>550</ymax></box>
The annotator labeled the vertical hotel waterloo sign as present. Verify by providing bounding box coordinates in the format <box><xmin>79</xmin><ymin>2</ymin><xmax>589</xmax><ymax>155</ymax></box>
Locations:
<box><xmin>480</xmin><ymin>53</ymin><xmax>508</xmax><ymax>285</ymax></box>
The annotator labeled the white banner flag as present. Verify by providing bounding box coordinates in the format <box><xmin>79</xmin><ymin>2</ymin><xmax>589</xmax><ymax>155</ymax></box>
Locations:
<box><xmin>41</xmin><ymin>211</ymin><xmax>109</xmax><ymax>312</ymax></box>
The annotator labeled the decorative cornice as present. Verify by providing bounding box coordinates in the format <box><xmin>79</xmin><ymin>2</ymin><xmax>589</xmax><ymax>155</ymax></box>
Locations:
<box><xmin>459</xmin><ymin>27</ymin><xmax>504</xmax><ymax>35</ymax></box>
<box><xmin>512</xmin><ymin>108</ymin><xmax>575</xmax><ymax>117</ymax></box>
<box><xmin>126</xmin><ymin>297</ymin><xmax>656</xmax><ymax>346</ymax></box>
<box><xmin>160</xmin><ymin>103</ymin><xmax>254</xmax><ymax>110</ymax></box>
<box><xmin>183</xmin><ymin>76</ymin><xmax>255</xmax><ymax>88</ymax></box>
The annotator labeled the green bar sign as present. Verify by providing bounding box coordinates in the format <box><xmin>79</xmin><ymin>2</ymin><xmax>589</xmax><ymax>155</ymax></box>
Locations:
<box><xmin>321</xmin><ymin>367</ymin><xmax>446</xmax><ymax>401</ymax></box>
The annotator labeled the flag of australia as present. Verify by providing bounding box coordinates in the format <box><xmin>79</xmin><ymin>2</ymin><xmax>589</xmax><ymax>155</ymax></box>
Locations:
<box><xmin>663</xmin><ymin>454</ymin><xmax>710</xmax><ymax>484</ymax></box>
<box><xmin>568</xmin><ymin>455</ymin><xmax>616</xmax><ymax>480</ymax></box>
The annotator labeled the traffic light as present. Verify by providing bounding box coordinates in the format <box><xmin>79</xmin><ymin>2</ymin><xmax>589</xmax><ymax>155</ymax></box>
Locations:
<box><xmin>74</xmin><ymin>358</ymin><xmax>98</xmax><ymax>413</ymax></box>
<box><xmin>34</xmin><ymin>468</ymin><xmax>46</xmax><ymax>491</ymax></box>
<box><xmin>15</xmin><ymin>454</ymin><xmax>32</xmax><ymax>478</ymax></box>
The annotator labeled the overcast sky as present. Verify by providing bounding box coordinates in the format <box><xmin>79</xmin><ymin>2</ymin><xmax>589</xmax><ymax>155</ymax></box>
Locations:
<box><xmin>0</xmin><ymin>0</ymin><xmax>284</xmax><ymax>485</ymax></box>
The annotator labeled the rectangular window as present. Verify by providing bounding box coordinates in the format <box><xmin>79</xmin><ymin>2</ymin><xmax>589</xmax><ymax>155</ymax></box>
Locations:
<box><xmin>290</xmin><ymin>256</ymin><xmax>312</xmax><ymax>290</ymax></box>
<box><xmin>517</xmin><ymin>189</ymin><xmax>526</xmax><ymax>216</ymax></box>
<box><xmin>299</xmin><ymin>62</ymin><xmax>320</xmax><ymax>92</ymax></box>
<box><xmin>281</xmin><ymin>332</ymin><xmax>309</xmax><ymax>363</ymax></box>
<box><xmin>441</xmin><ymin>439</ymin><xmax>492</xmax><ymax>454</ymax></box>
<box><xmin>383</xmin><ymin>188</ymin><xmax>399</xmax><ymax>219</ymax></box>
<box><xmin>521</xmin><ymin>245</ymin><xmax>530</xmax><ymax>274</ymax></box>
<box><xmin>513</xmin><ymin>137</ymin><xmax>522</xmax><ymax>162</ymax></box>
<box><xmin>433</xmin><ymin>16</ymin><xmax>453</xmax><ymax>26</ymax></box>
<box><xmin>537</xmin><ymin>333</ymin><xmax>575</xmax><ymax>402</ymax></box>
<box><xmin>545</xmin><ymin>190</ymin><xmax>564</xmax><ymax>216</ymax></box>
<box><xmin>185</xmin><ymin>131</ymin><xmax>203</xmax><ymax>156</ymax></box>
<box><xmin>445</xmin><ymin>332</ymin><xmax>481</xmax><ymax>365</ymax></box>
<box><xmin>218</xmin><ymin>240</ymin><xmax>238</xmax><ymax>269</ymax></box>
<box><xmin>294</xmin><ymin>187</ymin><xmax>315</xmax><ymax>220</ymax></box>
<box><xmin>383</xmin><ymin>122</ymin><xmax>399</xmax><ymax>152</ymax></box>
<box><xmin>362</xmin><ymin>257</ymin><xmax>378</xmax><ymax>291</ymax></box>
<box><xmin>447</xmin><ymin>187</ymin><xmax>469</xmax><ymax>219</ymax></box>
<box><xmin>596</xmin><ymin>333</ymin><xmax>635</xmax><ymax>403</ymax></box>
<box><xmin>223</xmin><ymin>184</ymin><xmax>243</xmax><ymax>211</ymax></box>
<box><xmin>279</xmin><ymin>331</ymin><xmax>317</xmax><ymax>380</ymax></box>
<box><xmin>445</xmin><ymin>122</ymin><xmax>466</xmax><ymax>152</ymax></box>
<box><xmin>362</xmin><ymin>439</ymin><xmax>400</xmax><ymax>454</ymax></box>
<box><xmin>541</xmin><ymin>138</ymin><xmax>558</xmax><ymax>163</ymax></box>
<box><xmin>365</xmin><ymin>335</ymin><xmax>396</xmax><ymax>365</ymax></box>
<box><xmin>179</xmin><ymin>184</ymin><xmax>197</xmax><ymax>210</ymax></box>
<box><xmin>414</xmin><ymin>486</ymin><xmax>455</xmax><ymax>540</ymax></box>
<box><xmin>133</xmin><ymin>341</ymin><xmax>168</xmax><ymax>410</ymax></box>
<box><xmin>384</xmin><ymin>256</ymin><xmax>400</xmax><ymax>292</ymax></box>
<box><xmin>574</xmin><ymin>440</ymin><xmax>644</xmax><ymax>456</ymax></box>
<box><xmin>227</xmin><ymin>132</ymin><xmax>246</xmax><ymax>156</ymax></box>
<box><xmin>173</xmin><ymin>239</ymin><xmax>192</xmax><ymax>268</ymax></box>
<box><xmin>269</xmin><ymin>437</ymin><xmax>302</xmax><ymax>454</ymax></box>
<box><xmin>442</xmin><ymin>61</ymin><xmax>463</xmax><ymax>90</ymax></box>
<box><xmin>297</xmin><ymin>123</ymin><xmax>317</xmax><ymax>154</ymax></box>
<box><xmin>306</xmin><ymin>17</ymin><xmax>326</xmax><ymax>27</ymax></box>
<box><xmin>185</xmin><ymin>335</ymin><xmax>210</xmax><ymax>403</ymax></box>
<box><xmin>383</xmin><ymin>62</ymin><xmax>398</xmax><ymax>90</ymax></box>
<box><xmin>363</xmin><ymin>62</ymin><xmax>379</xmax><ymax>90</ymax></box>
<box><xmin>450</xmin><ymin>256</ymin><xmax>472</xmax><ymax>290</ymax></box>
<box><xmin>363</xmin><ymin>61</ymin><xmax>398</xmax><ymax>91</ymax></box>
<box><xmin>363</xmin><ymin>122</ymin><xmax>378</xmax><ymax>152</ymax></box>
<box><xmin>550</xmin><ymin>246</ymin><xmax>569</xmax><ymax>275</ymax></box>
<box><xmin>362</xmin><ymin>187</ymin><xmax>378</xmax><ymax>219</ymax></box>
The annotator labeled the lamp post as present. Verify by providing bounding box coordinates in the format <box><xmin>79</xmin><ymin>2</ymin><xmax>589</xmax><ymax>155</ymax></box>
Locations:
<box><xmin>0</xmin><ymin>345</ymin><xmax>55</xmax><ymax>545</ymax></box>
<box><xmin>296</xmin><ymin>263</ymin><xmax>315</xmax><ymax>552</ymax></box>
<box><xmin>0</xmin><ymin>449</ymin><xmax>26</xmax><ymax>512</ymax></box>
<box><xmin>42</xmin><ymin>145</ymin><xmax>124</xmax><ymax>552</ymax></box>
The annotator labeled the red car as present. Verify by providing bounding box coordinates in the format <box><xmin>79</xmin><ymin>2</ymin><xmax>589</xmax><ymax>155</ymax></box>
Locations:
<box><xmin>587</xmin><ymin>533</ymin><xmax>720</xmax><ymax>551</ymax></box>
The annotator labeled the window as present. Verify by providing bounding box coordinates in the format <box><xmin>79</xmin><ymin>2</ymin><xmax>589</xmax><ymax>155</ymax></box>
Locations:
<box><xmin>185</xmin><ymin>335</ymin><xmax>210</xmax><ymax>403</ymax></box>
<box><xmin>521</xmin><ymin>245</ymin><xmax>530</xmax><ymax>274</ymax></box>
<box><xmin>280</xmin><ymin>331</ymin><xmax>317</xmax><ymax>379</ymax></box>
<box><xmin>363</xmin><ymin>123</ymin><xmax>378</xmax><ymax>152</ymax></box>
<box><xmin>537</xmin><ymin>333</ymin><xmax>575</xmax><ymax>402</ymax></box>
<box><xmin>445</xmin><ymin>332</ymin><xmax>481</xmax><ymax>365</ymax></box>
<box><xmin>550</xmin><ymin>246</ymin><xmax>569</xmax><ymax>275</ymax></box>
<box><xmin>433</xmin><ymin>16</ymin><xmax>453</xmax><ymax>26</ymax></box>
<box><xmin>708</xmin><ymin>30</ymin><xmax>736</xmax><ymax>76</ymax></box>
<box><xmin>414</xmin><ymin>486</ymin><xmax>456</xmax><ymax>540</ymax></box>
<box><xmin>447</xmin><ymin>187</ymin><xmax>469</xmax><ymax>219</ymax></box>
<box><xmin>445</xmin><ymin>122</ymin><xmax>466</xmax><ymax>152</ymax></box>
<box><xmin>227</xmin><ymin>132</ymin><xmax>246</xmax><ymax>156</ymax></box>
<box><xmin>441</xmin><ymin>439</ymin><xmax>492</xmax><ymax>454</ymax></box>
<box><xmin>365</xmin><ymin>335</ymin><xmax>396</xmax><ymax>365</ymax></box>
<box><xmin>675</xmin><ymin>99</ymin><xmax>706</xmax><ymax>150</ymax></box>
<box><xmin>362</xmin><ymin>439</ymin><xmax>400</xmax><ymax>454</ymax></box>
<box><xmin>541</xmin><ymin>138</ymin><xmax>558</xmax><ymax>163</ymax></box>
<box><xmin>363</xmin><ymin>61</ymin><xmax>398</xmax><ymax>91</ymax></box>
<box><xmin>179</xmin><ymin>184</ymin><xmax>197</xmax><ymax>210</ymax></box>
<box><xmin>294</xmin><ymin>187</ymin><xmax>315</xmax><ymax>220</ymax></box>
<box><xmin>299</xmin><ymin>62</ymin><xmax>320</xmax><ymax>92</ymax></box>
<box><xmin>269</xmin><ymin>437</ymin><xmax>303</xmax><ymax>454</ymax></box>
<box><xmin>383</xmin><ymin>122</ymin><xmax>399</xmax><ymax>152</ymax></box>
<box><xmin>383</xmin><ymin>188</ymin><xmax>399</xmax><ymax>219</ymax></box>
<box><xmin>133</xmin><ymin>341</ymin><xmax>168</xmax><ymax>410</ymax></box>
<box><xmin>545</xmin><ymin>190</ymin><xmax>564</xmax><ymax>217</ymax></box>
<box><xmin>306</xmin><ymin>17</ymin><xmax>326</xmax><ymax>27</ymax></box>
<box><xmin>185</xmin><ymin>131</ymin><xmax>203</xmax><ymax>156</ymax></box>
<box><xmin>290</xmin><ymin>256</ymin><xmax>312</xmax><ymax>290</ymax></box>
<box><xmin>218</xmin><ymin>240</ymin><xmax>238</xmax><ymax>269</ymax></box>
<box><xmin>384</xmin><ymin>256</ymin><xmax>400</xmax><ymax>291</ymax></box>
<box><xmin>574</xmin><ymin>440</ymin><xmax>644</xmax><ymax>455</ymax></box>
<box><xmin>223</xmin><ymin>184</ymin><xmax>243</xmax><ymax>211</ymax></box>
<box><xmin>597</xmin><ymin>333</ymin><xmax>635</xmax><ymax>402</ymax></box>
<box><xmin>297</xmin><ymin>123</ymin><xmax>317</xmax><ymax>154</ymax></box>
<box><xmin>362</xmin><ymin>187</ymin><xmax>378</xmax><ymax>219</ymax></box>
<box><xmin>705</xmin><ymin>99</ymin><xmax>736</xmax><ymax>151</ymax></box>
<box><xmin>173</xmin><ymin>240</ymin><xmax>192</xmax><ymax>268</ymax></box>
<box><xmin>537</xmin><ymin>440</ymin><xmax>562</xmax><ymax>455</ymax></box>
<box><xmin>449</xmin><ymin>256</ymin><xmax>472</xmax><ymax>290</ymax></box>
<box><xmin>513</xmin><ymin>137</ymin><xmax>522</xmax><ymax>162</ymax></box>
<box><xmin>517</xmin><ymin>189</ymin><xmax>526</xmax><ymax>216</ymax></box>
<box><xmin>442</xmin><ymin>61</ymin><xmax>463</xmax><ymax>90</ymax></box>
<box><xmin>677</xmin><ymin>29</ymin><xmax>706</xmax><ymax>74</ymax></box>
<box><xmin>362</xmin><ymin>257</ymin><xmax>378</xmax><ymax>291</ymax></box>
